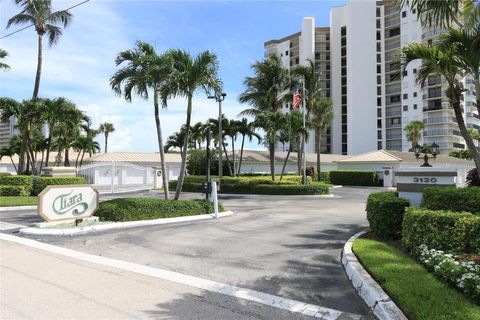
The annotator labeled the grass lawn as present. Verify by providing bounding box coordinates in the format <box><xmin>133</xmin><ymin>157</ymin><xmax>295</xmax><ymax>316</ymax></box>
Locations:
<box><xmin>0</xmin><ymin>196</ymin><xmax>38</xmax><ymax>207</ymax></box>
<box><xmin>353</xmin><ymin>238</ymin><xmax>480</xmax><ymax>320</ymax></box>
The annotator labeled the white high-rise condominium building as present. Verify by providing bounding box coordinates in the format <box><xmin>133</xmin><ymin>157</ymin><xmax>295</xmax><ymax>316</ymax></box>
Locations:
<box><xmin>264</xmin><ymin>0</ymin><xmax>479</xmax><ymax>155</ymax></box>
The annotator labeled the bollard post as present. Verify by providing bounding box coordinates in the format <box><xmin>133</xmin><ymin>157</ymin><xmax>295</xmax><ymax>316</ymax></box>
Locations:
<box><xmin>211</xmin><ymin>180</ymin><xmax>219</xmax><ymax>219</ymax></box>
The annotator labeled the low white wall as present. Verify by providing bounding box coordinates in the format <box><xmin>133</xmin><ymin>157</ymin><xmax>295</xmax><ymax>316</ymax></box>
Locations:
<box><xmin>238</xmin><ymin>162</ymin><xmax>338</xmax><ymax>175</ymax></box>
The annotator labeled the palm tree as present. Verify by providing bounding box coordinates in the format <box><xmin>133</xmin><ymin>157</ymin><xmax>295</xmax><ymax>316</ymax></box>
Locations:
<box><xmin>239</xmin><ymin>55</ymin><xmax>289</xmax><ymax>180</ymax></box>
<box><xmin>401</xmin><ymin>0</ymin><xmax>479</xmax><ymax>28</ymax></box>
<box><xmin>0</xmin><ymin>146</ymin><xmax>17</xmax><ymax>173</ymax></box>
<box><xmin>190</xmin><ymin>122</ymin><xmax>205</xmax><ymax>149</ymax></box>
<box><xmin>165</xmin><ymin>130</ymin><xmax>185</xmax><ymax>154</ymax></box>
<box><xmin>163</xmin><ymin>49</ymin><xmax>221</xmax><ymax>200</ymax></box>
<box><xmin>111</xmin><ymin>41</ymin><xmax>172</xmax><ymax>200</ymax></box>
<box><xmin>437</xmin><ymin>26</ymin><xmax>480</xmax><ymax>118</ymax></box>
<box><xmin>226</xmin><ymin>119</ymin><xmax>240</xmax><ymax>176</ymax></box>
<box><xmin>7</xmin><ymin>0</ymin><xmax>72</xmax><ymax>98</ymax></box>
<box><xmin>278</xmin><ymin>111</ymin><xmax>306</xmax><ymax>180</ymax></box>
<box><xmin>252</xmin><ymin>111</ymin><xmax>288</xmax><ymax>181</ymax></box>
<box><xmin>236</xmin><ymin>118</ymin><xmax>261</xmax><ymax>175</ymax></box>
<box><xmin>403</xmin><ymin>120</ymin><xmax>425</xmax><ymax>150</ymax></box>
<box><xmin>402</xmin><ymin>43</ymin><xmax>480</xmax><ymax>175</ymax></box>
<box><xmin>0</xmin><ymin>49</ymin><xmax>10</xmax><ymax>70</ymax></box>
<box><xmin>98</xmin><ymin>122</ymin><xmax>115</xmax><ymax>153</ymax></box>
<box><xmin>311</xmin><ymin>99</ymin><xmax>333</xmax><ymax>181</ymax></box>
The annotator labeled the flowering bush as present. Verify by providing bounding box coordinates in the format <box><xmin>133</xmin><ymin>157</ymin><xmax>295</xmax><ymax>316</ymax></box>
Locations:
<box><xmin>417</xmin><ymin>244</ymin><xmax>480</xmax><ymax>301</ymax></box>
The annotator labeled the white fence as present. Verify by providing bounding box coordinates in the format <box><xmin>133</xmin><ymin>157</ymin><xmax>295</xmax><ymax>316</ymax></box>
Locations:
<box><xmin>77</xmin><ymin>162</ymin><xmax>157</xmax><ymax>194</ymax></box>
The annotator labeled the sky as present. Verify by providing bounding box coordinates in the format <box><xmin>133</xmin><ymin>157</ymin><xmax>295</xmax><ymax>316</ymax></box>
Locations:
<box><xmin>0</xmin><ymin>0</ymin><xmax>345</xmax><ymax>153</ymax></box>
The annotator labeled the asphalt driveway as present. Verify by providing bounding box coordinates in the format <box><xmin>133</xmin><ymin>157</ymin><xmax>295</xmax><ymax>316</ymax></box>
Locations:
<box><xmin>8</xmin><ymin>187</ymin><xmax>381</xmax><ymax>318</ymax></box>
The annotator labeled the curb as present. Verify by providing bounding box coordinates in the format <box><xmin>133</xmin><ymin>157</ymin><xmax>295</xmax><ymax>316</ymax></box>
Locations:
<box><xmin>341</xmin><ymin>230</ymin><xmax>407</xmax><ymax>320</ymax></box>
<box><xmin>19</xmin><ymin>210</ymin><xmax>234</xmax><ymax>236</ymax></box>
<box><xmin>0</xmin><ymin>205</ymin><xmax>37</xmax><ymax>212</ymax></box>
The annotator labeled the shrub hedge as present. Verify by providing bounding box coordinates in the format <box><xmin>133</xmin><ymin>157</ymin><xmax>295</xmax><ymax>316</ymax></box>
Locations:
<box><xmin>0</xmin><ymin>175</ymin><xmax>33</xmax><ymax>188</ymax></box>
<box><xmin>421</xmin><ymin>186</ymin><xmax>480</xmax><ymax>215</ymax></box>
<box><xmin>329</xmin><ymin>170</ymin><xmax>380</xmax><ymax>186</ymax></box>
<box><xmin>366</xmin><ymin>192</ymin><xmax>410</xmax><ymax>240</ymax></box>
<box><xmin>182</xmin><ymin>175</ymin><xmax>312</xmax><ymax>185</ymax></box>
<box><xmin>0</xmin><ymin>185</ymin><xmax>29</xmax><ymax>196</ymax></box>
<box><xmin>32</xmin><ymin>177</ymin><xmax>87</xmax><ymax>196</ymax></box>
<box><xmin>94</xmin><ymin>198</ymin><xmax>224</xmax><ymax>222</ymax></box>
<box><xmin>402</xmin><ymin>207</ymin><xmax>480</xmax><ymax>253</ymax></box>
<box><xmin>170</xmin><ymin>180</ymin><xmax>329</xmax><ymax>195</ymax></box>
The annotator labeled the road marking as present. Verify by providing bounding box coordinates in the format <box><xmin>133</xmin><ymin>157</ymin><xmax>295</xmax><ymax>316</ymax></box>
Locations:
<box><xmin>0</xmin><ymin>222</ymin><xmax>23</xmax><ymax>230</ymax></box>
<box><xmin>0</xmin><ymin>233</ymin><xmax>362</xmax><ymax>320</ymax></box>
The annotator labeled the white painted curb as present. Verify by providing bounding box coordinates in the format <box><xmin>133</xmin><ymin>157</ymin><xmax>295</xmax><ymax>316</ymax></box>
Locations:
<box><xmin>19</xmin><ymin>210</ymin><xmax>234</xmax><ymax>236</ymax></box>
<box><xmin>0</xmin><ymin>205</ymin><xmax>36</xmax><ymax>212</ymax></box>
<box><xmin>341</xmin><ymin>230</ymin><xmax>407</xmax><ymax>320</ymax></box>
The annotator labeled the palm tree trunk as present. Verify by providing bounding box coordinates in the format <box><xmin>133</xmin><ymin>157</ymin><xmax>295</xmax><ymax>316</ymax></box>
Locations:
<box><xmin>280</xmin><ymin>146</ymin><xmax>292</xmax><ymax>181</ymax></box>
<box><xmin>33</xmin><ymin>34</ymin><xmax>43</xmax><ymax>98</ymax></box>
<box><xmin>64</xmin><ymin>148</ymin><xmax>70</xmax><ymax>166</ymax></box>
<box><xmin>18</xmin><ymin>130</ymin><xmax>28</xmax><ymax>174</ymax></box>
<box><xmin>154</xmin><ymin>91</ymin><xmax>170</xmax><ymax>200</ymax></box>
<box><xmin>237</xmin><ymin>134</ymin><xmax>245</xmax><ymax>176</ymax></box>
<box><xmin>316</xmin><ymin>127</ymin><xmax>321</xmax><ymax>182</ymax></box>
<box><xmin>45</xmin><ymin>131</ymin><xmax>52</xmax><ymax>167</ymax></box>
<box><xmin>269</xmin><ymin>142</ymin><xmax>275</xmax><ymax>181</ymax></box>
<box><xmin>174</xmin><ymin>96</ymin><xmax>193</xmax><ymax>200</ymax></box>
<box><xmin>9</xmin><ymin>156</ymin><xmax>18</xmax><ymax>173</ymax></box>
<box><xmin>26</xmin><ymin>139</ymin><xmax>37</xmax><ymax>175</ymax></box>
<box><xmin>75</xmin><ymin>151</ymin><xmax>82</xmax><ymax>167</ymax></box>
<box><xmin>451</xmin><ymin>93</ymin><xmax>480</xmax><ymax>178</ymax></box>
<box><xmin>104</xmin><ymin>133</ymin><xmax>108</xmax><ymax>153</ymax></box>
<box><xmin>26</xmin><ymin>153</ymin><xmax>30</xmax><ymax>175</ymax></box>
<box><xmin>222</xmin><ymin>141</ymin><xmax>233</xmax><ymax>176</ymax></box>
<box><xmin>80</xmin><ymin>150</ymin><xmax>86</xmax><ymax>167</ymax></box>
<box><xmin>231</xmin><ymin>137</ymin><xmax>235</xmax><ymax>177</ymax></box>
<box><xmin>39</xmin><ymin>149</ymin><xmax>45</xmax><ymax>174</ymax></box>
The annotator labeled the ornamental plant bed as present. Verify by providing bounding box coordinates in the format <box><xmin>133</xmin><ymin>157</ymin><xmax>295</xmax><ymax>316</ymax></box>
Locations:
<box><xmin>353</xmin><ymin>235</ymin><xmax>480</xmax><ymax>320</ymax></box>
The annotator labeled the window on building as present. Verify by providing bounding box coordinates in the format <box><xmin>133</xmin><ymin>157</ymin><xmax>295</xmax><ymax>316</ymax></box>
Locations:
<box><xmin>377</xmin><ymin>75</ymin><xmax>382</xmax><ymax>84</ymax></box>
<box><xmin>377</xmin><ymin>97</ymin><xmax>382</xmax><ymax>106</ymax></box>
<box><xmin>315</xmin><ymin>52</ymin><xmax>320</xmax><ymax>60</ymax></box>
<box><xmin>377</xmin><ymin>119</ymin><xmax>382</xmax><ymax>128</ymax></box>
<box><xmin>413</xmin><ymin>104</ymin><xmax>418</xmax><ymax>109</ymax></box>
<box><xmin>402</xmin><ymin>11</ymin><xmax>407</xmax><ymax>18</ymax></box>
<box><xmin>378</xmin><ymin>141</ymin><xmax>382</xmax><ymax>150</ymax></box>
<box><xmin>342</xmin><ymin>106</ymin><xmax>347</xmax><ymax>114</ymax></box>
<box><xmin>412</xmin><ymin>8</ymin><xmax>416</xmax><ymax>14</ymax></box>
<box><xmin>285</xmin><ymin>51</ymin><xmax>289</xmax><ymax>56</ymax></box>
<box><xmin>413</xmin><ymin>68</ymin><xmax>417</xmax><ymax>73</ymax></box>
<box><xmin>342</xmin><ymin>96</ymin><xmax>347</xmax><ymax>104</ymax></box>
<box><xmin>290</xmin><ymin>60</ymin><xmax>293</xmax><ymax>67</ymax></box>
<box><xmin>376</xmin><ymin>7</ymin><xmax>381</xmax><ymax>17</ymax></box>
<box><xmin>403</xmin><ymin>105</ymin><xmax>408</xmax><ymax>111</ymax></box>
<box><xmin>377</xmin><ymin>31</ymin><xmax>381</xmax><ymax>40</ymax></box>
<box><xmin>377</xmin><ymin>42</ymin><xmax>381</xmax><ymax>52</ymax></box>
<box><xmin>402</xmin><ymin>70</ymin><xmax>408</xmax><ymax>77</ymax></box>
<box><xmin>413</xmin><ymin>92</ymin><xmax>417</xmax><ymax>97</ymax></box>
<box><xmin>377</xmin><ymin>130</ymin><xmax>382</xmax><ymax>139</ymax></box>
<box><xmin>377</xmin><ymin>65</ymin><xmax>381</xmax><ymax>74</ymax></box>
<box><xmin>403</xmin><ymin>93</ymin><xmax>408</xmax><ymax>99</ymax></box>
<box><xmin>377</xmin><ymin>86</ymin><xmax>382</xmax><ymax>95</ymax></box>
<box><xmin>377</xmin><ymin>54</ymin><xmax>381</xmax><ymax>63</ymax></box>
<box><xmin>376</xmin><ymin>19</ymin><xmax>381</xmax><ymax>29</ymax></box>
<box><xmin>341</xmin><ymin>27</ymin><xmax>346</xmax><ymax>36</ymax></box>
<box><xmin>377</xmin><ymin>108</ymin><xmax>382</xmax><ymax>117</ymax></box>
<box><xmin>295</xmin><ymin>57</ymin><xmax>299</xmax><ymax>64</ymax></box>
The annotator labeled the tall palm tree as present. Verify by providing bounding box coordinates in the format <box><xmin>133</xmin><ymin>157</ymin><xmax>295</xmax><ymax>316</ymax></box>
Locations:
<box><xmin>278</xmin><ymin>111</ymin><xmax>307</xmax><ymax>180</ymax></box>
<box><xmin>311</xmin><ymin>99</ymin><xmax>333</xmax><ymax>181</ymax></box>
<box><xmin>7</xmin><ymin>0</ymin><xmax>72</xmax><ymax>98</ymax></box>
<box><xmin>190</xmin><ymin>122</ymin><xmax>205</xmax><ymax>149</ymax></box>
<box><xmin>162</xmin><ymin>49</ymin><xmax>221</xmax><ymax>200</ymax></box>
<box><xmin>236</xmin><ymin>118</ymin><xmax>261</xmax><ymax>175</ymax></box>
<box><xmin>239</xmin><ymin>55</ymin><xmax>288</xmax><ymax>180</ymax></box>
<box><xmin>437</xmin><ymin>26</ymin><xmax>480</xmax><ymax>117</ymax></box>
<box><xmin>0</xmin><ymin>49</ymin><xmax>10</xmax><ymax>71</ymax></box>
<box><xmin>111</xmin><ymin>41</ymin><xmax>172</xmax><ymax>200</ymax></box>
<box><xmin>402</xmin><ymin>43</ymin><xmax>480</xmax><ymax>175</ymax></box>
<box><xmin>98</xmin><ymin>122</ymin><xmax>115</xmax><ymax>153</ymax></box>
<box><xmin>226</xmin><ymin>119</ymin><xmax>240</xmax><ymax>176</ymax></box>
<box><xmin>403</xmin><ymin>120</ymin><xmax>425</xmax><ymax>150</ymax></box>
<box><xmin>291</xmin><ymin>59</ymin><xmax>325</xmax><ymax>179</ymax></box>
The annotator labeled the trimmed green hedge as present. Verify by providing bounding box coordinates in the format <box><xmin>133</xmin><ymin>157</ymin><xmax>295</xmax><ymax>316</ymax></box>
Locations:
<box><xmin>366</xmin><ymin>192</ymin><xmax>410</xmax><ymax>240</ymax></box>
<box><xmin>171</xmin><ymin>181</ymin><xmax>329</xmax><ymax>195</ymax></box>
<box><xmin>402</xmin><ymin>207</ymin><xmax>480</xmax><ymax>253</ymax></box>
<box><xmin>0</xmin><ymin>175</ymin><xmax>33</xmax><ymax>188</ymax></box>
<box><xmin>329</xmin><ymin>170</ymin><xmax>380</xmax><ymax>186</ymax></box>
<box><xmin>0</xmin><ymin>185</ymin><xmax>29</xmax><ymax>196</ymax></box>
<box><xmin>421</xmin><ymin>186</ymin><xmax>480</xmax><ymax>215</ymax></box>
<box><xmin>32</xmin><ymin>177</ymin><xmax>87</xmax><ymax>196</ymax></box>
<box><xmin>94</xmin><ymin>198</ymin><xmax>224</xmax><ymax>222</ymax></box>
<box><xmin>182</xmin><ymin>175</ymin><xmax>311</xmax><ymax>185</ymax></box>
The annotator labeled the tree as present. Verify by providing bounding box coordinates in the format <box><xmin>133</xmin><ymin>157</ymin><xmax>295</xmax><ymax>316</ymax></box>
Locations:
<box><xmin>402</xmin><ymin>43</ymin><xmax>480</xmax><ymax>176</ymax></box>
<box><xmin>73</xmin><ymin>129</ymin><xmax>100</xmax><ymax>167</ymax></box>
<box><xmin>0</xmin><ymin>146</ymin><xmax>17</xmax><ymax>173</ymax></box>
<box><xmin>239</xmin><ymin>55</ymin><xmax>288</xmax><ymax>180</ymax></box>
<box><xmin>163</xmin><ymin>49</ymin><xmax>221</xmax><ymax>200</ymax></box>
<box><xmin>190</xmin><ymin>122</ymin><xmax>205</xmax><ymax>149</ymax></box>
<box><xmin>226</xmin><ymin>119</ymin><xmax>240</xmax><ymax>176</ymax></box>
<box><xmin>111</xmin><ymin>41</ymin><xmax>172</xmax><ymax>200</ymax></box>
<box><xmin>403</xmin><ymin>120</ymin><xmax>425</xmax><ymax>150</ymax></box>
<box><xmin>7</xmin><ymin>0</ymin><xmax>72</xmax><ymax>98</ymax></box>
<box><xmin>311</xmin><ymin>99</ymin><xmax>333</xmax><ymax>181</ymax></box>
<box><xmin>236</xmin><ymin>118</ymin><xmax>261</xmax><ymax>175</ymax></box>
<box><xmin>0</xmin><ymin>49</ymin><xmax>10</xmax><ymax>70</ymax></box>
<box><xmin>278</xmin><ymin>111</ymin><xmax>306</xmax><ymax>180</ymax></box>
<box><xmin>252</xmin><ymin>111</ymin><xmax>287</xmax><ymax>181</ymax></box>
<box><xmin>98</xmin><ymin>122</ymin><xmax>115</xmax><ymax>153</ymax></box>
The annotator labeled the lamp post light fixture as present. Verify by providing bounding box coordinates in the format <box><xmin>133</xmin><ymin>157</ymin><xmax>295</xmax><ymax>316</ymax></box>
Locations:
<box><xmin>414</xmin><ymin>142</ymin><xmax>439</xmax><ymax>167</ymax></box>
<box><xmin>208</xmin><ymin>92</ymin><xmax>227</xmax><ymax>189</ymax></box>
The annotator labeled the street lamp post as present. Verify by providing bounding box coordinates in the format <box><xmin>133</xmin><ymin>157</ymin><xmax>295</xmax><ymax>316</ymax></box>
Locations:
<box><xmin>208</xmin><ymin>92</ymin><xmax>227</xmax><ymax>190</ymax></box>
<box><xmin>414</xmin><ymin>142</ymin><xmax>440</xmax><ymax>167</ymax></box>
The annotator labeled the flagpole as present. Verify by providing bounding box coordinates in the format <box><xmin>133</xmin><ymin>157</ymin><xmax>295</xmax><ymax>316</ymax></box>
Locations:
<box><xmin>302</xmin><ymin>77</ymin><xmax>307</xmax><ymax>186</ymax></box>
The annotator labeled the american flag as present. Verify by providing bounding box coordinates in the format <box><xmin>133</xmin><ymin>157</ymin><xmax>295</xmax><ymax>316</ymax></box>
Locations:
<box><xmin>292</xmin><ymin>82</ymin><xmax>301</xmax><ymax>109</ymax></box>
